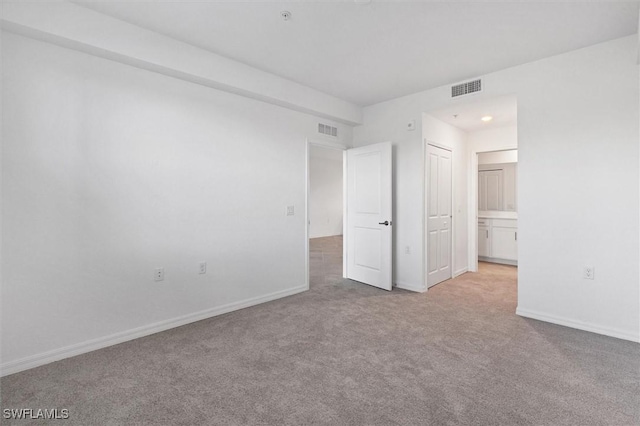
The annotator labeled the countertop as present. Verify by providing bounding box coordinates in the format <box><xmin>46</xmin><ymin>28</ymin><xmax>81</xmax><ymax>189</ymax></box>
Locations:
<box><xmin>478</xmin><ymin>211</ymin><xmax>518</xmax><ymax>220</ymax></box>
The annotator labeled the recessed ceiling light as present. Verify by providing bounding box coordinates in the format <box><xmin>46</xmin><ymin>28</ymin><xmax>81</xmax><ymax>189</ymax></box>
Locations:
<box><xmin>481</xmin><ymin>116</ymin><xmax>493</xmax><ymax>122</ymax></box>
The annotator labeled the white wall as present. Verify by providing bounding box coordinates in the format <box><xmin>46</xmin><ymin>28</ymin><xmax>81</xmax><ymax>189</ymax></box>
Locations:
<box><xmin>354</xmin><ymin>36</ymin><xmax>640</xmax><ymax>342</ymax></box>
<box><xmin>1</xmin><ymin>2</ymin><xmax>362</xmax><ymax>125</ymax></box>
<box><xmin>514</xmin><ymin>37</ymin><xmax>638</xmax><ymax>342</ymax></box>
<box><xmin>468</xmin><ymin>126</ymin><xmax>518</xmax><ymax>155</ymax></box>
<box><xmin>478</xmin><ymin>148</ymin><xmax>518</xmax><ymax>164</ymax></box>
<box><xmin>309</xmin><ymin>147</ymin><xmax>343</xmax><ymax>238</ymax></box>
<box><xmin>423</xmin><ymin>115</ymin><xmax>469</xmax><ymax>282</ymax></box>
<box><xmin>1</xmin><ymin>32</ymin><xmax>352</xmax><ymax>373</ymax></box>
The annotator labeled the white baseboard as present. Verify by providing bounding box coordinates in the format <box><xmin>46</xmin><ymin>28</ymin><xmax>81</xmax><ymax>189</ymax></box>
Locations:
<box><xmin>1</xmin><ymin>285</ymin><xmax>308</xmax><ymax>377</ymax></box>
<box><xmin>394</xmin><ymin>281</ymin><xmax>426</xmax><ymax>293</ymax></box>
<box><xmin>516</xmin><ymin>307</ymin><xmax>640</xmax><ymax>343</ymax></box>
<box><xmin>453</xmin><ymin>268</ymin><xmax>468</xmax><ymax>278</ymax></box>
<box><xmin>478</xmin><ymin>256</ymin><xmax>517</xmax><ymax>266</ymax></box>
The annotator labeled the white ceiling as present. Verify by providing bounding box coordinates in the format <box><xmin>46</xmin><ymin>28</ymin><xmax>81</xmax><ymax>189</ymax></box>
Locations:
<box><xmin>429</xmin><ymin>95</ymin><xmax>517</xmax><ymax>132</ymax></box>
<box><xmin>77</xmin><ymin>1</ymin><xmax>639</xmax><ymax>106</ymax></box>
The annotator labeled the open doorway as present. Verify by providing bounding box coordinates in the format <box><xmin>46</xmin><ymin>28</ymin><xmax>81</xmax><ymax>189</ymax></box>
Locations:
<box><xmin>307</xmin><ymin>143</ymin><xmax>345</xmax><ymax>289</ymax></box>
<box><xmin>306</xmin><ymin>141</ymin><xmax>393</xmax><ymax>292</ymax></box>
<box><xmin>477</xmin><ymin>149</ymin><xmax>518</xmax><ymax>266</ymax></box>
<box><xmin>423</xmin><ymin>94</ymin><xmax>518</xmax><ymax>291</ymax></box>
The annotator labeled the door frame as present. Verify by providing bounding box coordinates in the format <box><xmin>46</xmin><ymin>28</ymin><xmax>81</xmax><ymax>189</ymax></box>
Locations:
<box><xmin>422</xmin><ymin>139</ymin><xmax>455</xmax><ymax>290</ymax></box>
<box><xmin>305</xmin><ymin>138</ymin><xmax>347</xmax><ymax>290</ymax></box>
<box><xmin>468</xmin><ymin>146</ymin><xmax>517</xmax><ymax>272</ymax></box>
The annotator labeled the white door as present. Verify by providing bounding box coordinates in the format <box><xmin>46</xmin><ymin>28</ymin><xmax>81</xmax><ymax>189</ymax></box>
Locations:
<box><xmin>345</xmin><ymin>142</ymin><xmax>392</xmax><ymax>291</ymax></box>
<box><xmin>426</xmin><ymin>144</ymin><xmax>452</xmax><ymax>287</ymax></box>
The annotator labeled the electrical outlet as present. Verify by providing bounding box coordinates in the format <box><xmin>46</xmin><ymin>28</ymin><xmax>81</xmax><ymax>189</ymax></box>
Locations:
<box><xmin>286</xmin><ymin>205</ymin><xmax>295</xmax><ymax>216</ymax></box>
<box><xmin>199</xmin><ymin>262</ymin><xmax>207</xmax><ymax>274</ymax></box>
<box><xmin>405</xmin><ymin>246</ymin><xmax>411</xmax><ymax>254</ymax></box>
<box><xmin>407</xmin><ymin>120</ymin><xmax>416</xmax><ymax>131</ymax></box>
<box><xmin>154</xmin><ymin>267</ymin><xmax>164</xmax><ymax>282</ymax></box>
<box><xmin>583</xmin><ymin>266</ymin><xmax>594</xmax><ymax>280</ymax></box>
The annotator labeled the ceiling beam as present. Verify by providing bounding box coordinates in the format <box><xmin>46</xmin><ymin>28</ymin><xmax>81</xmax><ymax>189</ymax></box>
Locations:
<box><xmin>1</xmin><ymin>2</ymin><xmax>363</xmax><ymax>125</ymax></box>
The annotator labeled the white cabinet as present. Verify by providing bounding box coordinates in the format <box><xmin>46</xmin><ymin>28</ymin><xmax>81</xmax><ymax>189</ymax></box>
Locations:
<box><xmin>492</xmin><ymin>227</ymin><xmax>517</xmax><ymax>260</ymax></box>
<box><xmin>477</xmin><ymin>220</ymin><xmax>490</xmax><ymax>258</ymax></box>
<box><xmin>478</xmin><ymin>218</ymin><xmax>517</xmax><ymax>264</ymax></box>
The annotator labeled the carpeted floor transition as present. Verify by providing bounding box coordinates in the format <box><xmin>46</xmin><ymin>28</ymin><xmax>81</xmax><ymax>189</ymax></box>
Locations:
<box><xmin>2</xmin><ymin>235</ymin><xmax>639</xmax><ymax>425</ymax></box>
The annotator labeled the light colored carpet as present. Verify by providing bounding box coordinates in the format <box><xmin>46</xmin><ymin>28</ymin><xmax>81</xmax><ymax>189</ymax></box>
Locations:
<box><xmin>1</xmin><ymin>235</ymin><xmax>639</xmax><ymax>425</ymax></box>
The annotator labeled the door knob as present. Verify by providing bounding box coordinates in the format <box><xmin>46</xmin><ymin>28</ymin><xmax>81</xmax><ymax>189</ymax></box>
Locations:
<box><xmin>378</xmin><ymin>221</ymin><xmax>390</xmax><ymax>226</ymax></box>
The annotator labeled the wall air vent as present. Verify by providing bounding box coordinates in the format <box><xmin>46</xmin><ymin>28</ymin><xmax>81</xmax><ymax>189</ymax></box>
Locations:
<box><xmin>451</xmin><ymin>79</ymin><xmax>482</xmax><ymax>98</ymax></box>
<box><xmin>318</xmin><ymin>123</ymin><xmax>338</xmax><ymax>137</ymax></box>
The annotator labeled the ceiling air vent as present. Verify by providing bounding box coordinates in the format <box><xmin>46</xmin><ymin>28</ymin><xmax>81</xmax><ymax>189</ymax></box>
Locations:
<box><xmin>451</xmin><ymin>79</ymin><xmax>482</xmax><ymax>98</ymax></box>
<box><xmin>318</xmin><ymin>123</ymin><xmax>338</xmax><ymax>137</ymax></box>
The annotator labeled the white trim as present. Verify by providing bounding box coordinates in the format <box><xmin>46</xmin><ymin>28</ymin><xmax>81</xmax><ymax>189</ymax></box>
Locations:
<box><xmin>305</xmin><ymin>140</ymin><xmax>310</xmax><ymax>291</ymax></box>
<box><xmin>425</xmin><ymin>140</ymin><xmax>453</xmax><ymax>152</ymax></box>
<box><xmin>343</xmin><ymin>150</ymin><xmax>348</xmax><ymax>278</ymax></box>
<box><xmin>1</xmin><ymin>285</ymin><xmax>307</xmax><ymax>377</ymax></box>
<box><xmin>453</xmin><ymin>267</ymin><xmax>468</xmax><ymax>278</ymax></box>
<box><xmin>478</xmin><ymin>256</ymin><xmax>517</xmax><ymax>266</ymax></box>
<box><xmin>420</xmin><ymin>140</ymin><xmax>426</xmax><ymax>291</ymax></box>
<box><xmin>394</xmin><ymin>281</ymin><xmax>427</xmax><ymax>293</ymax></box>
<box><xmin>516</xmin><ymin>307</ymin><xmax>640</xmax><ymax>343</ymax></box>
